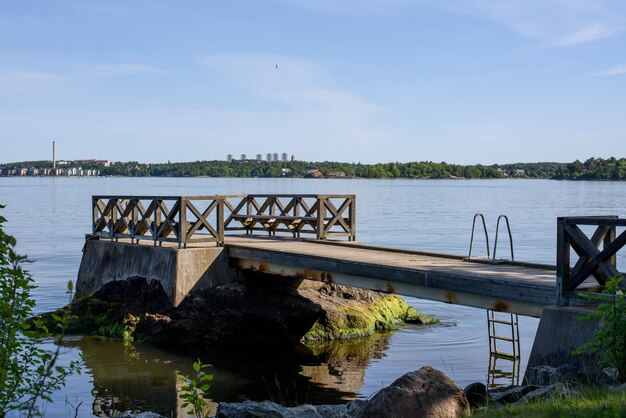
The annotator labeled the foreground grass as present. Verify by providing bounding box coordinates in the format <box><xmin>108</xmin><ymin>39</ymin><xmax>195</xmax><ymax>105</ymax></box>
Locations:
<box><xmin>471</xmin><ymin>386</ymin><xmax>626</xmax><ymax>418</ymax></box>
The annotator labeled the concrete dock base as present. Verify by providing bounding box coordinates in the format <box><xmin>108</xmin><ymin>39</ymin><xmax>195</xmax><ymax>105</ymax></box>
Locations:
<box><xmin>76</xmin><ymin>240</ymin><xmax>233</xmax><ymax>306</ymax></box>
<box><xmin>525</xmin><ymin>306</ymin><xmax>604</xmax><ymax>384</ymax></box>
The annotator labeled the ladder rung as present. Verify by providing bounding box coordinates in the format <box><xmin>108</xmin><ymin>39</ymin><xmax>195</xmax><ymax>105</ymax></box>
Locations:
<box><xmin>491</xmin><ymin>351</ymin><xmax>519</xmax><ymax>360</ymax></box>
<box><xmin>491</xmin><ymin>335</ymin><xmax>514</xmax><ymax>342</ymax></box>
<box><xmin>488</xmin><ymin>318</ymin><xmax>514</xmax><ymax>325</ymax></box>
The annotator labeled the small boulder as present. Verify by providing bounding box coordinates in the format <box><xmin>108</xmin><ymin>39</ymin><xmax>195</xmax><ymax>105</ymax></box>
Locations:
<box><xmin>525</xmin><ymin>364</ymin><xmax>581</xmax><ymax>386</ymax></box>
<box><xmin>489</xmin><ymin>385</ymin><xmax>540</xmax><ymax>404</ymax></box>
<box><xmin>113</xmin><ymin>413</ymin><xmax>167</xmax><ymax>418</ymax></box>
<box><xmin>515</xmin><ymin>383</ymin><xmax>575</xmax><ymax>405</ymax></box>
<box><xmin>216</xmin><ymin>401</ymin><xmax>323</xmax><ymax>418</ymax></box>
<box><xmin>355</xmin><ymin>366</ymin><xmax>469</xmax><ymax>418</ymax></box>
<box><xmin>464</xmin><ymin>382</ymin><xmax>489</xmax><ymax>408</ymax></box>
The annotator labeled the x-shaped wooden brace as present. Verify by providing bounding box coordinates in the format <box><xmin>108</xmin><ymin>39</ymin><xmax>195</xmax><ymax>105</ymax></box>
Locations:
<box><xmin>565</xmin><ymin>223</ymin><xmax>626</xmax><ymax>290</ymax></box>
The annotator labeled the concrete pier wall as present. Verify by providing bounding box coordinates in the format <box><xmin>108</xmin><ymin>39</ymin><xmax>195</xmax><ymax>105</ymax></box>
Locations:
<box><xmin>525</xmin><ymin>306</ymin><xmax>603</xmax><ymax>383</ymax></box>
<box><xmin>77</xmin><ymin>240</ymin><xmax>233</xmax><ymax>306</ymax></box>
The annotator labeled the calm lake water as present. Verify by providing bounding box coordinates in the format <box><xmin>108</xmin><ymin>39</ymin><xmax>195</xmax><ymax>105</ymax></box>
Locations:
<box><xmin>1</xmin><ymin>177</ymin><xmax>625</xmax><ymax>417</ymax></box>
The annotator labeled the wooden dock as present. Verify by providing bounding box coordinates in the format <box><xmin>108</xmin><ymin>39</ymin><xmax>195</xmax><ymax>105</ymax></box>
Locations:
<box><xmin>226</xmin><ymin>236</ymin><xmax>556</xmax><ymax>317</ymax></box>
<box><xmin>89</xmin><ymin>194</ymin><xmax>625</xmax><ymax>318</ymax></box>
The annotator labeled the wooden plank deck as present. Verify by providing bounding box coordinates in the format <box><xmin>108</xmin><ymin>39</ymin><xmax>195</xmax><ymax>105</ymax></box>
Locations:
<box><xmin>225</xmin><ymin>236</ymin><xmax>559</xmax><ymax>317</ymax></box>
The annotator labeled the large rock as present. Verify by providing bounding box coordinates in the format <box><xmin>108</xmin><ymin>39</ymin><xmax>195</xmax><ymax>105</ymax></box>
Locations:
<box><xmin>43</xmin><ymin>277</ymin><xmax>436</xmax><ymax>349</ymax></box>
<box><xmin>355</xmin><ymin>366</ymin><xmax>469</xmax><ymax>418</ymax></box>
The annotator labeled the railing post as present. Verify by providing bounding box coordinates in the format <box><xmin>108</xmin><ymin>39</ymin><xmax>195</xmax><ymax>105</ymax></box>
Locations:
<box><xmin>556</xmin><ymin>217</ymin><xmax>570</xmax><ymax>306</ymax></box>
<box><xmin>217</xmin><ymin>197</ymin><xmax>225</xmax><ymax>246</ymax></box>
<box><xmin>179</xmin><ymin>197</ymin><xmax>187</xmax><ymax>249</ymax></box>
<box><xmin>317</xmin><ymin>196</ymin><xmax>326</xmax><ymax>240</ymax></box>
<box><xmin>110</xmin><ymin>198</ymin><xmax>117</xmax><ymax>242</ymax></box>
<box><xmin>605</xmin><ymin>224</ymin><xmax>617</xmax><ymax>271</ymax></box>
<box><xmin>349</xmin><ymin>196</ymin><xmax>356</xmax><ymax>241</ymax></box>
<box><xmin>131</xmin><ymin>198</ymin><xmax>138</xmax><ymax>243</ymax></box>
<box><xmin>154</xmin><ymin>199</ymin><xmax>160</xmax><ymax>246</ymax></box>
<box><xmin>92</xmin><ymin>196</ymin><xmax>98</xmax><ymax>236</ymax></box>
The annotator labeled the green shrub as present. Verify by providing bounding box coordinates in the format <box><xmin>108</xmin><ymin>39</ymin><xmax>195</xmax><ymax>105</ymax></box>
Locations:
<box><xmin>178</xmin><ymin>359</ymin><xmax>214</xmax><ymax>418</ymax></box>
<box><xmin>574</xmin><ymin>276</ymin><xmax>626</xmax><ymax>383</ymax></box>
<box><xmin>0</xmin><ymin>204</ymin><xmax>83</xmax><ymax>417</ymax></box>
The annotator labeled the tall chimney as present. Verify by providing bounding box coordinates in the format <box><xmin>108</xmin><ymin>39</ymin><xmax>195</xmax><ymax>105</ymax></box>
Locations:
<box><xmin>53</xmin><ymin>141</ymin><xmax>56</xmax><ymax>169</ymax></box>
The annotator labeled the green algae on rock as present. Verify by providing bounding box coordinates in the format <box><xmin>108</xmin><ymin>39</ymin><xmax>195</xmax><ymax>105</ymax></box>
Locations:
<box><xmin>298</xmin><ymin>281</ymin><xmax>438</xmax><ymax>342</ymax></box>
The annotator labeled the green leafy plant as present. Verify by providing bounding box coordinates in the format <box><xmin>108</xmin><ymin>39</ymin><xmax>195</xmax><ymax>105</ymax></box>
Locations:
<box><xmin>178</xmin><ymin>359</ymin><xmax>214</xmax><ymax>418</ymax></box>
<box><xmin>574</xmin><ymin>276</ymin><xmax>626</xmax><ymax>383</ymax></box>
<box><xmin>0</xmin><ymin>204</ymin><xmax>83</xmax><ymax>417</ymax></box>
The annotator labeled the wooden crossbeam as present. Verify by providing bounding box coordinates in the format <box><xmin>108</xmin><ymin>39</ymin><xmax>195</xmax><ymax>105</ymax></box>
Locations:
<box><xmin>186</xmin><ymin>200</ymin><xmax>218</xmax><ymax>238</ymax></box>
<box><xmin>324</xmin><ymin>198</ymin><xmax>352</xmax><ymax>232</ymax></box>
<box><xmin>565</xmin><ymin>224</ymin><xmax>626</xmax><ymax>290</ymax></box>
<box><xmin>569</xmin><ymin>225</ymin><xmax>612</xmax><ymax>284</ymax></box>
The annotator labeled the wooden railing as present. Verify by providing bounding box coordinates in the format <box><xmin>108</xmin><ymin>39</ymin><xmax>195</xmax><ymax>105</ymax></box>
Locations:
<box><xmin>557</xmin><ymin>216</ymin><xmax>626</xmax><ymax>305</ymax></box>
<box><xmin>92</xmin><ymin>196</ymin><xmax>226</xmax><ymax>247</ymax></box>
<box><xmin>224</xmin><ymin>194</ymin><xmax>356</xmax><ymax>241</ymax></box>
<box><xmin>92</xmin><ymin>194</ymin><xmax>356</xmax><ymax>247</ymax></box>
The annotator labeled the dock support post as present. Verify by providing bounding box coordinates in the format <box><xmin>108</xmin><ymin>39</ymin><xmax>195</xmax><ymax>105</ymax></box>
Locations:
<box><xmin>556</xmin><ymin>217</ymin><xmax>570</xmax><ymax>307</ymax></box>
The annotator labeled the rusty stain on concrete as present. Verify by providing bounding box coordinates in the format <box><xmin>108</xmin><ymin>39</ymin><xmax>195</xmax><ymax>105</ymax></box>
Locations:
<box><xmin>385</xmin><ymin>282</ymin><xmax>395</xmax><ymax>293</ymax></box>
<box><xmin>493</xmin><ymin>300</ymin><xmax>510</xmax><ymax>312</ymax></box>
<box><xmin>445</xmin><ymin>292</ymin><xmax>458</xmax><ymax>304</ymax></box>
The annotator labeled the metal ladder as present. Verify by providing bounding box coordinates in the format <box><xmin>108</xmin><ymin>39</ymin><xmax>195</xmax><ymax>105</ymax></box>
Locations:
<box><xmin>487</xmin><ymin>309</ymin><xmax>520</xmax><ymax>360</ymax></box>
<box><xmin>467</xmin><ymin>214</ymin><xmax>520</xmax><ymax>387</ymax></box>
<box><xmin>467</xmin><ymin>213</ymin><xmax>514</xmax><ymax>262</ymax></box>
<box><xmin>487</xmin><ymin>309</ymin><xmax>521</xmax><ymax>387</ymax></box>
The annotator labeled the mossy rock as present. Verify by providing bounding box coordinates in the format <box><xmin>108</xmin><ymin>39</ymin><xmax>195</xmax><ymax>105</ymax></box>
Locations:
<box><xmin>300</xmin><ymin>284</ymin><xmax>438</xmax><ymax>341</ymax></box>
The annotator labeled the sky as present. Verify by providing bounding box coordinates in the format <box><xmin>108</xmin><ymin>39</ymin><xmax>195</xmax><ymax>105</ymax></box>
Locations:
<box><xmin>0</xmin><ymin>0</ymin><xmax>625</xmax><ymax>164</ymax></box>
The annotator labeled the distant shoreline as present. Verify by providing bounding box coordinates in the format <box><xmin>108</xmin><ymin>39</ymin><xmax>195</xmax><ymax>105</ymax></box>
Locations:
<box><xmin>1</xmin><ymin>157</ymin><xmax>625</xmax><ymax>181</ymax></box>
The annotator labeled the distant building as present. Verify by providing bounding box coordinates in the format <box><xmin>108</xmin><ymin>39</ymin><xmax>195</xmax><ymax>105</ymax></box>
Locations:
<box><xmin>240</xmin><ymin>154</ymin><xmax>247</xmax><ymax>161</ymax></box>
<box><xmin>281</xmin><ymin>153</ymin><xmax>288</xmax><ymax>162</ymax></box>
<box><xmin>266</xmin><ymin>153</ymin><xmax>272</xmax><ymax>162</ymax></box>
<box><xmin>256</xmin><ymin>154</ymin><xmax>262</xmax><ymax>161</ymax></box>
<box><xmin>291</xmin><ymin>154</ymin><xmax>296</xmax><ymax>162</ymax></box>
<box><xmin>307</xmin><ymin>169</ymin><xmax>323</xmax><ymax>178</ymax></box>
<box><xmin>227</xmin><ymin>154</ymin><xmax>234</xmax><ymax>162</ymax></box>
<box><xmin>273</xmin><ymin>153</ymin><xmax>279</xmax><ymax>162</ymax></box>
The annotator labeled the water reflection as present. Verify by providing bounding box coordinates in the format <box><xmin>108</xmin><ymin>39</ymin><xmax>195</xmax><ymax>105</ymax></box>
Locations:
<box><xmin>62</xmin><ymin>333</ymin><xmax>392</xmax><ymax>417</ymax></box>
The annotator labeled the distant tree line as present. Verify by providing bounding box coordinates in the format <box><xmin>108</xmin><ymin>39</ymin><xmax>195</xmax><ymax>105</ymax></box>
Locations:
<box><xmin>2</xmin><ymin>157</ymin><xmax>626</xmax><ymax>180</ymax></box>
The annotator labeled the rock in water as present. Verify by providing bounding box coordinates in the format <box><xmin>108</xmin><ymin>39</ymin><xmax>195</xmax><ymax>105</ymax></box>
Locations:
<box><xmin>298</xmin><ymin>281</ymin><xmax>438</xmax><ymax>341</ymax></box>
<box><xmin>464</xmin><ymin>382</ymin><xmax>489</xmax><ymax>408</ymax></box>
<box><xmin>41</xmin><ymin>277</ymin><xmax>437</xmax><ymax>349</ymax></box>
<box><xmin>355</xmin><ymin>366</ymin><xmax>469</xmax><ymax>418</ymax></box>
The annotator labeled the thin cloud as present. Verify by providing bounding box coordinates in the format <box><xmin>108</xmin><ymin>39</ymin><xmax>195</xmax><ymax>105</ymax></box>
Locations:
<box><xmin>83</xmin><ymin>63</ymin><xmax>170</xmax><ymax>77</ymax></box>
<box><xmin>441</xmin><ymin>0</ymin><xmax>626</xmax><ymax>46</ymax></box>
<box><xmin>202</xmin><ymin>52</ymin><xmax>384</xmax><ymax>150</ymax></box>
<box><xmin>0</xmin><ymin>71</ymin><xmax>64</xmax><ymax>90</ymax></box>
<box><xmin>203</xmin><ymin>53</ymin><xmax>379</xmax><ymax>115</ymax></box>
<box><xmin>552</xmin><ymin>23</ymin><xmax>621</xmax><ymax>46</ymax></box>
<box><xmin>0</xmin><ymin>71</ymin><xmax>64</xmax><ymax>82</ymax></box>
<box><xmin>592</xmin><ymin>64</ymin><xmax>626</xmax><ymax>76</ymax></box>
<box><xmin>277</xmin><ymin>0</ymin><xmax>626</xmax><ymax>46</ymax></box>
